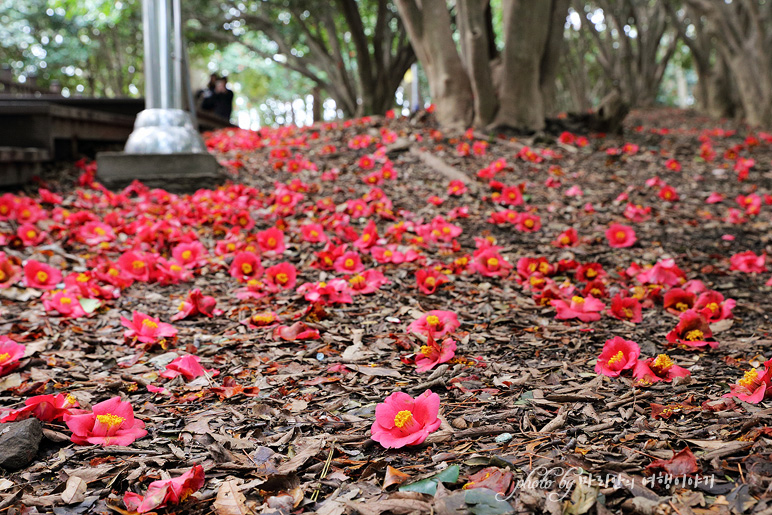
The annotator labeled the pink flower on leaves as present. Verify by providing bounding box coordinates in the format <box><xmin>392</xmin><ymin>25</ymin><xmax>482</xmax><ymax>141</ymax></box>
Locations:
<box><xmin>415</xmin><ymin>337</ymin><xmax>456</xmax><ymax>373</ymax></box>
<box><xmin>123</xmin><ymin>465</ymin><xmax>205</xmax><ymax>513</ymax></box>
<box><xmin>605</xmin><ymin>223</ymin><xmax>636</xmax><ymax>248</ymax></box>
<box><xmin>371</xmin><ymin>390</ymin><xmax>441</xmax><ymax>449</ymax></box>
<box><xmin>0</xmin><ymin>337</ymin><xmax>25</xmax><ymax>377</ymax></box>
<box><xmin>121</xmin><ymin>311</ymin><xmax>177</xmax><ymax>344</ymax></box>
<box><xmin>159</xmin><ymin>354</ymin><xmax>219</xmax><ymax>381</ymax></box>
<box><xmin>595</xmin><ymin>337</ymin><xmax>640</xmax><ymax>377</ymax></box>
<box><xmin>65</xmin><ymin>396</ymin><xmax>147</xmax><ymax>447</ymax></box>
<box><xmin>551</xmin><ymin>295</ymin><xmax>605</xmax><ymax>322</ymax></box>
<box><xmin>407</xmin><ymin>310</ymin><xmax>460</xmax><ymax>338</ymax></box>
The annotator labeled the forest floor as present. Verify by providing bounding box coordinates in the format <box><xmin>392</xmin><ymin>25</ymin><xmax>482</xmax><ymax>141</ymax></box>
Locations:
<box><xmin>1</xmin><ymin>107</ymin><xmax>772</xmax><ymax>515</ymax></box>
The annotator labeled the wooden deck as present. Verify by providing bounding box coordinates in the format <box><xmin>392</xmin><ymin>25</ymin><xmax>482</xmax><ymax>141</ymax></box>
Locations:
<box><xmin>0</xmin><ymin>96</ymin><xmax>233</xmax><ymax>186</ymax></box>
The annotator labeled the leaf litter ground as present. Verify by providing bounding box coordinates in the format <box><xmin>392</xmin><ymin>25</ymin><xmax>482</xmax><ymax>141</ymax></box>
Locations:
<box><xmin>1</xmin><ymin>107</ymin><xmax>772</xmax><ymax>514</ymax></box>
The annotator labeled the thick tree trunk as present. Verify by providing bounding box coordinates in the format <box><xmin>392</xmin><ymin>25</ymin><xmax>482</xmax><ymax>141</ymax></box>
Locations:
<box><xmin>395</xmin><ymin>0</ymin><xmax>474</xmax><ymax>128</ymax></box>
<box><xmin>539</xmin><ymin>0</ymin><xmax>570</xmax><ymax>117</ymax></box>
<box><xmin>457</xmin><ymin>0</ymin><xmax>498</xmax><ymax>128</ymax></box>
<box><xmin>491</xmin><ymin>0</ymin><xmax>554</xmax><ymax>131</ymax></box>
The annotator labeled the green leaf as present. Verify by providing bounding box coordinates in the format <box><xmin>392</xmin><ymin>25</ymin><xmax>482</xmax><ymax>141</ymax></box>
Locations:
<box><xmin>513</xmin><ymin>390</ymin><xmax>534</xmax><ymax>406</ymax></box>
<box><xmin>78</xmin><ymin>298</ymin><xmax>102</xmax><ymax>314</ymax></box>
<box><xmin>465</xmin><ymin>488</ymin><xmax>514</xmax><ymax>515</ymax></box>
<box><xmin>399</xmin><ymin>464</ymin><xmax>459</xmax><ymax>495</ymax></box>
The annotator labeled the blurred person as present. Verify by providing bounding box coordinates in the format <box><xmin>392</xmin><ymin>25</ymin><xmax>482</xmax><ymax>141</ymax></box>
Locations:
<box><xmin>201</xmin><ymin>75</ymin><xmax>234</xmax><ymax>121</ymax></box>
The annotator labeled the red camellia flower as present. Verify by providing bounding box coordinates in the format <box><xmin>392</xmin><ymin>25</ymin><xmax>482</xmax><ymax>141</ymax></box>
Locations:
<box><xmin>415</xmin><ymin>268</ymin><xmax>449</xmax><ymax>295</ymax></box>
<box><xmin>42</xmin><ymin>288</ymin><xmax>88</xmax><ymax>318</ymax></box>
<box><xmin>663</xmin><ymin>288</ymin><xmax>696</xmax><ymax>315</ymax></box>
<box><xmin>65</xmin><ymin>396</ymin><xmax>147</xmax><ymax>447</ymax></box>
<box><xmin>354</xmin><ymin>220</ymin><xmax>379</xmax><ymax>251</ymax></box>
<box><xmin>297</xmin><ymin>279</ymin><xmax>353</xmax><ymax>305</ymax></box>
<box><xmin>0</xmin><ymin>337</ymin><xmax>25</xmax><ymax>376</ymax></box>
<box><xmin>595</xmin><ymin>337</ymin><xmax>640</xmax><ymax>377</ymax></box>
<box><xmin>23</xmin><ymin>260</ymin><xmax>62</xmax><ymax>290</ymax></box>
<box><xmin>723</xmin><ymin>360</ymin><xmax>772</xmax><ymax>404</ymax></box>
<box><xmin>159</xmin><ymin>354</ymin><xmax>219</xmax><ymax>381</ymax></box>
<box><xmin>346</xmin><ymin>269</ymin><xmax>389</xmax><ymax>295</ymax></box>
<box><xmin>18</xmin><ymin>223</ymin><xmax>46</xmax><ymax>247</ymax></box>
<box><xmin>472</xmin><ymin>249</ymin><xmax>512</xmax><ymax>278</ymax></box>
<box><xmin>447</xmin><ymin>180</ymin><xmax>468</xmax><ymax>196</ymax></box>
<box><xmin>171</xmin><ymin>289</ymin><xmax>221</xmax><ymax>321</ymax></box>
<box><xmin>694</xmin><ymin>291</ymin><xmax>735</xmax><ymax>322</ymax></box>
<box><xmin>257</xmin><ymin>227</ymin><xmax>286</xmax><ymax>256</ymax></box>
<box><xmin>334</xmin><ymin>251</ymin><xmax>364</xmax><ymax>274</ymax></box>
<box><xmin>371</xmin><ymin>245</ymin><xmax>421</xmax><ymax>265</ymax></box>
<box><xmin>608</xmin><ymin>294</ymin><xmax>643</xmax><ymax>323</ymax></box>
<box><xmin>121</xmin><ymin>311</ymin><xmax>178</xmax><ymax>345</ymax></box>
<box><xmin>172</xmin><ymin>242</ymin><xmax>208</xmax><ymax>269</ymax></box>
<box><xmin>408</xmin><ymin>310</ymin><xmax>460</xmax><ymax>338</ymax></box>
<box><xmin>241</xmin><ymin>311</ymin><xmax>280</xmax><ymax>329</ymax></box>
<box><xmin>499</xmin><ymin>185</ymin><xmax>523</xmax><ymax>206</ymax></box>
<box><xmin>665</xmin><ymin>158</ymin><xmax>681</xmax><ymax>172</ymax></box>
<box><xmin>553</xmin><ymin>228</ymin><xmax>578</xmax><ymax>248</ymax></box>
<box><xmin>624</xmin><ymin>203</ymin><xmax>652</xmax><ymax>222</ymax></box>
<box><xmin>605</xmin><ymin>223</ymin><xmax>636</xmax><ymax>248</ymax></box>
<box><xmin>229</xmin><ymin>252</ymin><xmax>263</xmax><ymax>282</ymax></box>
<box><xmin>729</xmin><ymin>250</ymin><xmax>767</xmax><ymax>273</ymax></box>
<box><xmin>273</xmin><ymin>321</ymin><xmax>321</xmax><ymax>341</ymax></box>
<box><xmin>301</xmin><ymin>223</ymin><xmax>327</xmax><ymax>243</ymax></box>
<box><xmin>633</xmin><ymin>354</ymin><xmax>690</xmax><ymax>384</ymax></box>
<box><xmin>370</xmin><ymin>390</ymin><xmax>441</xmax><ymax>449</ymax></box>
<box><xmin>0</xmin><ymin>252</ymin><xmax>22</xmax><ymax>288</ymax></box>
<box><xmin>118</xmin><ymin>251</ymin><xmax>156</xmax><ymax>283</ymax></box>
<box><xmin>551</xmin><ymin>295</ymin><xmax>605</xmax><ymax>322</ymax></box>
<box><xmin>666</xmin><ymin>309</ymin><xmax>716</xmax><ymax>349</ymax></box>
<box><xmin>516</xmin><ymin>212</ymin><xmax>541</xmax><ymax>232</ymax></box>
<box><xmin>1</xmin><ymin>393</ymin><xmax>79</xmax><ymax>423</ymax></box>
<box><xmin>659</xmin><ymin>185</ymin><xmax>679</xmax><ymax>202</ymax></box>
<box><xmin>264</xmin><ymin>262</ymin><xmax>298</xmax><ymax>292</ymax></box>
<box><xmin>123</xmin><ymin>465</ymin><xmax>205</xmax><ymax>514</ymax></box>
<box><xmin>415</xmin><ymin>336</ymin><xmax>456</xmax><ymax>373</ymax></box>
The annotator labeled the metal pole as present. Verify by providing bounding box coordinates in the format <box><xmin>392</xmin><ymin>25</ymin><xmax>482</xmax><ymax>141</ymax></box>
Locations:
<box><xmin>173</xmin><ymin>0</ymin><xmax>183</xmax><ymax>110</ymax></box>
<box><xmin>410</xmin><ymin>63</ymin><xmax>420</xmax><ymax>113</ymax></box>
<box><xmin>142</xmin><ymin>0</ymin><xmax>158</xmax><ymax>108</ymax></box>
<box><xmin>157</xmin><ymin>0</ymin><xmax>171</xmax><ymax>109</ymax></box>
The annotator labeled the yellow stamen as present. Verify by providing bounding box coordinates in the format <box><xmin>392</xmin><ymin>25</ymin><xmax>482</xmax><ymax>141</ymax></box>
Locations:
<box><xmin>0</xmin><ymin>353</ymin><xmax>10</xmax><ymax>363</ymax></box>
<box><xmin>96</xmin><ymin>413</ymin><xmax>125</xmax><ymax>429</ymax></box>
<box><xmin>26</xmin><ymin>230</ymin><xmax>36</xmax><ymax>239</ymax></box>
<box><xmin>426</xmin><ymin>315</ymin><xmax>440</xmax><ymax>326</ymax></box>
<box><xmin>607</xmin><ymin>351</ymin><xmax>626</xmax><ymax>366</ymax></box>
<box><xmin>241</xmin><ymin>263</ymin><xmax>253</xmax><ymax>275</ymax></box>
<box><xmin>178</xmin><ymin>302</ymin><xmax>187</xmax><ymax>311</ymax></box>
<box><xmin>424</xmin><ymin>276</ymin><xmax>436</xmax><ymax>287</ymax></box>
<box><xmin>275</xmin><ymin>272</ymin><xmax>289</xmax><ymax>284</ymax></box>
<box><xmin>0</xmin><ymin>270</ymin><xmax>6</xmax><ymax>281</ymax></box>
<box><xmin>170</xmin><ymin>265</ymin><xmax>182</xmax><ymax>272</ymax></box>
<box><xmin>349</xmin><ymin>275</ymin><xmax>365</xmax><ymax>287</ymax></box>
<box><xmin>77</xmin><ymin>273</ymin><xmax>89</xmax><ymax>283</ymax></box>
<box><xmin>60</xmin><ymin>297</ymin><xmax>72</xmax><ymax>305</ymax></box>
<box><xmin>181</xmin><ymin>250</ymin><xmax>192</xmax><ymax>260</ymax></box>
<box><xmin>623</xmin><ymin>308</ymin><xmax>634</xmax><ymax>319</ymax></box>
<box><xmin>572</xmin><ymin>296</ymin><xmax>585</xmax><ymax>304</ymax></box>
<box><xmin>267</xmin><ymin>237</ymin><xmax>277</xmax><ymax>248</ymax></box>
<box><xmin>420</xmin><ymin>345</ymin><xmax>432</xmax><ymax>356</ymax></box>
<box><xmin>344</xmin><ymin>258</ymin><xmax>355</xmax><ymax>268</ymax></box>
<box><xmin>94</xmin><ymin>227</ymin><xmax>106</xmax><ymax>236</ymax></box>
<box><xmin>108</xmin><ymin>268</ymin><xmax>119</xmax><ymax>277</ymax></box>
<box><xmin>651</xmin><ymin>354</ymin><xmax>673</xmax><ymax>374</ymax></box>
<box><xmin>132</xmin><ymin>260</ymin><xmax>145</xmax><ymax>269</ymax></box>
<box><xmin>706</xmin><ymin>302</ymin><xmax>719</xmax><ymax>313</ymax></box>
<box><xmin>524</xmin><ymin>218</ymin><xmax>534</xmax><ymax>228</ymax></box>
<box><xmin>394</xmin><ymin>410</ymin><xmax>413</xmax><ymax>428</ymax></box>
<box><xmin>141</xmin><ymin>318</ymin><xmax>159</xmax><ymax>330</ymax></box>
<box><xmin>615</xmin><ymin>231</ymin><xmax>626</xmax><ymax>240</ymax></box>
<box><xmin>487</xmin><ymin>257</ymin><xmax>499</xmax><ymax>268</ymax></box>
<box><xmin>739</xmin><ymin>369</ymin><xmax>759</xmax><ymax>389</ymax></box>
<box><xmin>560</xmin><ymin>236</ymin><xmax>570</xmax><ymax>245</ymax></box>
<box><xmin>684</xmin><ymin>329</ymin><xmax>704</xmax><ymax>341</ymax></box>
<box><xmin>585</xmin><ymin>269</ymin><xmax>597</xmax><ymax>278</ymax></box>
<box><xmin>36</xmin><ymin>271</ymin><xmax>49</xmax><ymax>283</ymax></box>
<box><xmin>675</xmin><ymin>302</ymin><xmax>689</xmax><ymax>311</ymax></box>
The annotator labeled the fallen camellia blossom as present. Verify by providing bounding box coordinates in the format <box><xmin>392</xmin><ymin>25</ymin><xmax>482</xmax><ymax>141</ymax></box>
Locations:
<box><xmin>23</xmin><ymin>260</ymin><xmax>62</xmax><ymax>290</ymax></box>
<box><xmin>159</xmin><ymin>354</ymin><xmax>219</xmax><ymax>381</ymax></box>
<box><xmin>723</xmin><ymin>360</ymin><xmax>772</xmax><ymax>404</ymax></box>
<box><xmin>415</xmin><ymin>336</ymin><xmax>456</xmax><ymax>373</ymax></box>
<box><xmin>729</xmin><ymin>250</ymin><xmax>767</xmax><ymax>273</ymax></box>
<box><xmin>0</xmin><ymin>392</ymin><xmax>78</xmax><ymax>423</ymax></box>
<box><xmin>608</xmin><ymin>294</ymin><xmax>643</xmax><ymax>323</ymax></box>
<box><xmin>171</xmin><ymin>289</ymin><xmax>221</xmax><ymax>321</ymax></box>
<box><xmin>633</xmin><ymin>354</ymin><xmax>691</xmax><ymax>384</ymax></box>
<box><xmin>123</xmin><ymin>465</ymin><xmax>205</xmax><ymax>513</ymax></box>
<box><xmin>645</xmin><ymin>448</ymin><xmax>700</xmax><ymax>477</ymax></box>
<box><xmin>121</xmin><ymin>311</ymin><xmax>178</xmax><ymax>345</ymax></box>
<box><xmin>65</xmin><ymin>396</ymin><xmax>147</xmax><ymax>447</ymax></box>
<box><xmin>552</xmin><ymin>295</ymin><xmax>605</xmax><ymax>322</ymax></box>
<box><xmin>0</xmin><ymin>336</ymin><xmax>25</xmax><ymax>377</ymax></box>
<box><xmin>371</xmin><ymin>390</ymin><xmax>441</xmax><ymax>449</ymax></box>
<box><xmin>605</xmin><ymin>223</ymin><xmax>637</xmax><ymax>248</ymax></box>
<box><xmin>415</xmin><ymin>268</ymin><xmax>449</xmax><ymax>295</ymax></box>
<box><xmin>595</xmin><ymin>337</ymin><xmax>640</xmax><ymax>377</ymax></box>
<box><xmin>407</xmin><ymin>310</ymin><xmax>460</xmax><ymax>338</ymax></box>
<box><xmin>272</xmin><ymin>321</ymin><xmax>321</xmax><ymax>341</ymax></box>
<box><xmin>472</xmin><ymin>248</ymin><xmax>512</xmax><ymax>277</ymax></box>
<box><xmin>666</xmin><ymin>309</ymin><xmax>717</xmax><ymax>349</ymax></box>
<box><xmin>694</xmin><ymin>291</ymin><xmax>735</xmax><ymax>322</ymax></box>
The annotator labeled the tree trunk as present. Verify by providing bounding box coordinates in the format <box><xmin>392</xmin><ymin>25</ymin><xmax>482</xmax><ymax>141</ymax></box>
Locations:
<box><xmin>491</xmin><ymin>0</ymin><xmax>554</xmax><ymax>131</ymax></box>
<box><xmin>457</xmin><ymin>0</ymin><xmax>498</xmax><ymax>127</ymax></box>
<box><xmin>539</xmin><ymin>0</ymin><xmax>569</xmax><ymax>117</ymax></box>
<box><xmin>395</xmin><ymin>0</ymin><xmax>474</xmax><ymax>128</ymax></box>
<box><xmin>312</xmin><ymin>86</ymin><xmax>323</xmax><ymax>123</ymax></box>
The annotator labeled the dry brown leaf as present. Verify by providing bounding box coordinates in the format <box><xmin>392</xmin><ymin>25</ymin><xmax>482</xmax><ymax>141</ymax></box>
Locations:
<box><xmin>214</xmin><ymin>480</ymin><xmax>249</xmax><ymax>515</ymax></box>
